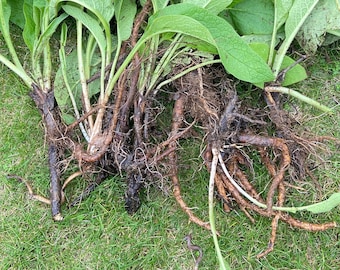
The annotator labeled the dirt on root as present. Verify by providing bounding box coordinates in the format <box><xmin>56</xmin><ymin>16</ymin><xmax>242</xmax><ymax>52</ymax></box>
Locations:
<box><xmin>167</xmin><ymin>65</ymin><xmax>337</xmax><ymax>257</ymax></box>
<box><xmin>18</xmin><ymin>54</ymin><xmax>338</xmax><ymax>258</ymax></box>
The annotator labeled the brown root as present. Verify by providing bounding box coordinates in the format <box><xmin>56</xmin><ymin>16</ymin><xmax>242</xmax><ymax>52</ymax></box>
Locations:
<box><xmin>169</xmin><ymin>93</ymin><xmax>211</xmax><ymax>231</ymax></box>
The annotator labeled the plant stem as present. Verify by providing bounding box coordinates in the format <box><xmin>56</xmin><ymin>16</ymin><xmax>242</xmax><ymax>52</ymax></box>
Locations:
<box><xmin>272</xmin><ymin>0</ymin><xmax>319</xmax><ymax>77</ymax></box>
<box><xmin>0</xmin><ymin>54</ymin><xmax>33</xmax><ymax>87</ymax></box>
<box><xmin>76</xmin><ymin>19</ymin><xmax>94</xmax><ymax>133</ymax></box>
<box><xmin>156</xmin><ymin>59</ymin><xmax>222</xmax><ymax>91</ymax></box>
<box><xmin>265</xmin><ymin>86</ymin><xmax>333</xmax><ymax>113</ymax></box>
<box><xmin>146</xmin><ymin>34</ymin><xmax>183</xmax><ymax>94</ymax></box>
<box><xmin>59</xmin><ymin>37</ymin><xmax>90</xmax><ymax>142</ymax></box>
<box><xmin>41</xmin><ymin>10</ymin><xmax>52</xmax><ymax>91</ymax></box>
<box><xmin>268</xmin><ymin>1</ymin><xmax>278</xmax><ymax>67</ymax></box>
<box><xmin>0</xmin><ymin>2</ymin><xmax>25</xmax><ymax>74</ymax></box>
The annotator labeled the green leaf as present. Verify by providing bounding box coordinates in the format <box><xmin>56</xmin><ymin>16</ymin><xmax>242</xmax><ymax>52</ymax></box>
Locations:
<box><xmin>33</xmin><ymin>13</ymin><xmax>68</xmax><ymax>61</ymax></box>
<box><xmin>146</xmin><ymin>3</ymin><xmax>274</xmax><ymax>84</ymax></box>
<box><xmin>229</xmin><ymin>0</ymin><xmax>275</xmax><ymax>36</ymax></box>
<box><xmin>54</xmin><ymin>50</ymin><xmax>101</xmax><ymax>123</ymax></box>
<box><xmin>298</xmin><ymin>193</ymin><xmax>340</xmax><ymax>214</ymax></box>
<box><xmin>22</xmin><ymin>1</ymin><xmax>37</xmax><ymax>52</ymax></box>
<box><xmin>274</xmin><ymin>0</ymin><xmax>293</xmax><ymax>29</ymax></box>
<box><xmin>295</xmin><ymin>0</ymin><xmax>340</xmax><ymax>54</ymax></box>
<box><xmin>151</xmin><ymin>0</ymin><xmax>169</xmax><ymax>12</ymax></box>
<box><xmin>8</xmin><ymin>0</ymin><xmax>25</xmax><ymax>28</ymax></box>
<box><xmin>56</xmin><ymin>0</ymin><xmax>114</xmax><ymax>22</ymax></box>
<box><xmin>114</xmin><ymin>0</ymin><xmax>137</xmax><ymax>42</ymax></box>
<box><xmin>62</xmin><ymin>4</ymin><xmax>106</xmax><ymax>54</ymax></box>
<box><xmin>182</xmin><ymin>0</ymin><xmax>232</xmax><ymax>14</ymax></box>
<box><xmin>250</xmin><ymin>43</ymin><xmax>307</xmax><ymax>87</ymax></box>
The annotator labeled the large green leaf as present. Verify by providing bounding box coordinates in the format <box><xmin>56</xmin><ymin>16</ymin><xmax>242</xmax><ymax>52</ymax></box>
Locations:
<box><xmin>229</xmin><ymin>0</ymin><xmax>274</xmax><ymax>35</ymax></box>
<box><xmin>22</xmin><ymin>0</ymin><xmax>62</xmax><ymax>53</ymax></box>
<box><xmin>146</xmin><ymin>3</ymin><xmax>274</xmax><ymax>84</ymax></box>
<box><xmin>22</xmin><ymin>1</ymin><xmax>37</xmax><ymax>52</ymax></box>
<box><xmin>183</xmin><ymin>0</ymin><xmax>232</xmax><ymax>14</ymax></box>
<box><xmin>55</xmin><ymin>0</ymin><xmax>114</xmax><ymax>22</ymax></box>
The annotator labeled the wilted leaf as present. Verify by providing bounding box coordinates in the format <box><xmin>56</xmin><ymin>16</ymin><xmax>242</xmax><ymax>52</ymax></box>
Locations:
<box><xmin>296</xmin><ymin>0</ymin><xmax>340</xmax><ymax>54</ymax></box>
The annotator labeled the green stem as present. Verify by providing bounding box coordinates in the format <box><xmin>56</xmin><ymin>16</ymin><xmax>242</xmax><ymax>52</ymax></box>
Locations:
<box><xmin>268</xmin><ymin>1</ymin><xmax>278</xmax><ymax>67</ymax></box>
<box><xmin>139</xmin><ymin>36</ymin><xmax>159</xmax><ymax>94</ymax></box>
<box><xmin>0</xmin><ymin>1</ymin><xmax>25</xmax><ymax>74</ymax></box>
<box><xmin>42</xmin><ymin>11</ymin><xmax>52</xmax><ymax>91</ymax></box>
<box><xmin>265</xmin><ymin>86</ymin><xmax>333</xmax><ymax>113</ymax></box>
<box><xmin>145</xmin><ymin>34</ymin><xmax>183</xmax><ymax>94</ymax></box>
<box><xmin>156</xmin><ymin>59</ymin><xmax>222</xmax><ymax>91</ymax></box>
<box><xmin>0</xmin><ymin>54</ymin><xmax>33</xmax><ymax>87</ymax></box>
<box><xmin>272</xmin><ymin>0</ymin><xmax>319</xmax><ymax>77</ymax></box>
<box><xmin>59</xmin><ymin>25</ymin><xmax>90</xmax><ymax>142</ymax></box>
<box><xmin>76</xmin><ymin>19</ymin><xmax>93</xmax><ymax>131</ymax></box>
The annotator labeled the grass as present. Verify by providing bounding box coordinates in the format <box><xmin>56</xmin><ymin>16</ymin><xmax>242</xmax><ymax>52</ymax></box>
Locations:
<box><xmin>1</xmin><ymin>35</ymin><xmax>340</xmax><ymax>269</ymax></box>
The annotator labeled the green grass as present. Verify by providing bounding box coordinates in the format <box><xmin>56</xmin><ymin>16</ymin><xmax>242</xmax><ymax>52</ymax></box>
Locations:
<box><xmin>1</xmin><ymin>36</ymin><xmax>340</xmax><ymax>269</ymax></box>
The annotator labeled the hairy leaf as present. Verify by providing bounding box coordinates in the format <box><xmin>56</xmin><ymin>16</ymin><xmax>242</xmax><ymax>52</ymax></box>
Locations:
<box><xmin>296</xmin><ymin>0</ymin><xmax>340</xmax><ymax>53</ymax></box>
<box><xmin>146</xmin><ymin>3</ymin><xmax>274</xmax><ymax>83</ymax></box>
<box><xmin>183</xmin><ymin>0</ymin><xmax>232</xmax><ymax>14</ymax></box>
<box><xmin>275</xmin><ymin>0</ymin><xmax>293</xmax><ymax>29</ymax></box>
<box><xmin>229</xmin><ymin>0</ymin><xmax>274</xmax><ymax>35</ymax></box>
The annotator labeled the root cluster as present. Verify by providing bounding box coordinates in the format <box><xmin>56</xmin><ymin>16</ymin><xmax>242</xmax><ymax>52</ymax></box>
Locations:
<box><xmin>13</xmin><ymin>6</ymin><xmax>338</xmax><ymax>258</ymax></box>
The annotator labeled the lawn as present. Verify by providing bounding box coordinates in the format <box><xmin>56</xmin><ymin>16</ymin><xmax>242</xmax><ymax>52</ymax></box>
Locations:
<box><xmin>1</xmin><ymin>33</ymin><xmax>339</xmax><ymax>269</ymax></box>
